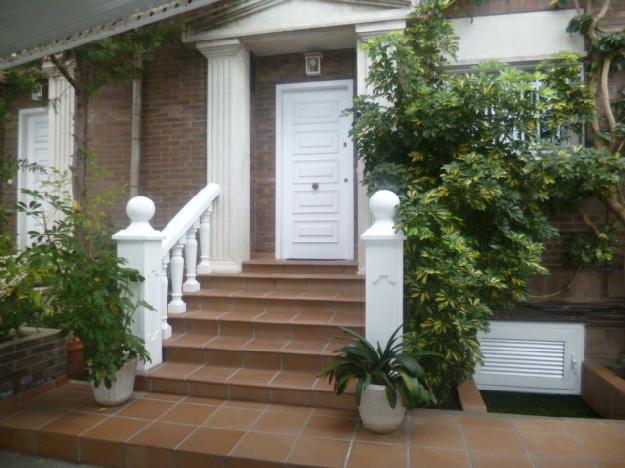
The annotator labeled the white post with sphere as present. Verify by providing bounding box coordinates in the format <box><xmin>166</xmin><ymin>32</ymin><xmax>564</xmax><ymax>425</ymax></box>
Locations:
<box><xmin>361</xmin><ymin>190</ymin><xmax>405</xmax><ymax>347</ymax></box>
<box><xmin>113</xmin><ymin>196</ymin><xmax>165</xmax><ymax>371</ymax></box>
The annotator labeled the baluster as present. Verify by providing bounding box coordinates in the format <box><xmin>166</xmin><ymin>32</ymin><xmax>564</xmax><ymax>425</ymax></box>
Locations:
<box><xmin>197</xmin><ymin>207</ymin><xmax>212</xmax><ymax>274</ymax></box>
<box><xmin>183</xmin><ymin>221</ymin><xmax>200</xmax><ymax>292</ymax></box>
<box><xmin>168</xmin><ymin>239</ymin><xmax>186</xmax><ymax>313</ymax></box>
<box><xmin>161</xmin><ymin>254</ymin><xmax>172</xmax><ymax>339</ymax></box>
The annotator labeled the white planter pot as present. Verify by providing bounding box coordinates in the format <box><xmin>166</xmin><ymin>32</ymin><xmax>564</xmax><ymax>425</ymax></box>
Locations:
<box><xmin>358</xmin><ymin>384</ymin><xmax>406</xmax><ymax>434</ymax></box>
<box><xmin>92</xmin><ymin>358</ymin><xmax>137</xmax><ymax>406</ymax></box>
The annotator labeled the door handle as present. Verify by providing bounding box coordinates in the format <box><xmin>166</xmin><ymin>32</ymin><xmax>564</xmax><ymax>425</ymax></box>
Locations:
<box><xmin>312</xmin><ymin>183</ymin><xmax>319</xmax><ymax>190</ymax></box>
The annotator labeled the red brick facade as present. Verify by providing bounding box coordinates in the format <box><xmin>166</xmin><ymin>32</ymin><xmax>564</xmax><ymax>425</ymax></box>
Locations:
<box><xmin>251</xmin><ymin>49</ymin><xmax>356</xmax><ymax>255</ymax></box>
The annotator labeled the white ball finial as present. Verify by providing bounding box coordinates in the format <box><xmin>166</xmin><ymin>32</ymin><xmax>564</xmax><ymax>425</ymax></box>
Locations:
<box><xmin>126</xmin><ymin>196</ymin><xmax>155</xmax><ymax>223</ymax></box>
<box><xmin>366</xmin><ymin>190</ymin><xmax>400</xmax><ymax>237</ymax></box>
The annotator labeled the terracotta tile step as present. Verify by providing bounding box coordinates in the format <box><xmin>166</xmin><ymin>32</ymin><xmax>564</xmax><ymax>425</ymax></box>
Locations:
<box><xmin>136</xmin><ymin>363</ymin><xmax>355</xmax><ymax>409</ymax></box>
<box><xmin>168</xmin><ymin>309</ymin><xmax>364</xmax><ymax>340</ymax></box>
<box><xmin>163</xmin><ymin>334</ymin><xmax>349</xmax><ymax>370</ymax></box>
<box><xmin>185</xmin><ymin>288</ymin><xmax>364</xmax><ymax>302</ymax></box>
<box><xmin>242</xmin><ymin>259</ymin><xmax>358</xmax><ymax>275</ymax></box>
<box><xmin>198</xmin><ymin>272</ymin><xmax>364</xmax><ymax>295</ymax></box>
<box><xmin>183</xmin><ymin>292</ymin><xmax>364</xmax><ymax>319</ymax></box>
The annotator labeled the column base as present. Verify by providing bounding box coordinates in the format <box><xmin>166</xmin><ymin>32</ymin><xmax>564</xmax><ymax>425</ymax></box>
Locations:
<box><xmin>162</xmin><ymin>323</ymin><xmax>172</xmax><ymax>340</ymax></box>
<box><xmin>183</xmin><ymin>280</ymin><xmax>200</xmax><ymax>292</ymax></box>
<box><xmin>197</xmin><ymin>262</ymin><xmax>212</xmax><ymax>274</ymax></box>
<box><xmin>211</xmin><ymin>260</ymin><xmax>243</xmax><ymax>273</ymax></box>
<box><xmin>168</xmin><ymin>301</ymin><xmax>186</xmax><ymax>314</ymax></box>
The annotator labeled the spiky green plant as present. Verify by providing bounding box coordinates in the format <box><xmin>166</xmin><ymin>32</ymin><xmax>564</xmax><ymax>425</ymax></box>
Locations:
<box><xmin>320</xmin><ymin>327</ymin><xmax>437</xmax><ymax>409</ymax></box>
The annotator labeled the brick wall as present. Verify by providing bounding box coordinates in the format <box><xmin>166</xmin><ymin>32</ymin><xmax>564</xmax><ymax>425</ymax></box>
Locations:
<box><xmin>252</xmin><ymin>49</ymin><xmax>356</xmax><ymax>254</ymax></box>
<box><xmin>0</xmin><ymin>328</ymin><xmax>66</xmax><ymax>400</ymax></box>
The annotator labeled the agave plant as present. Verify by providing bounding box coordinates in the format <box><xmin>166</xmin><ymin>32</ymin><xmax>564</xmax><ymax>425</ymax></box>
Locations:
<box><xmin>320</xmin><ymin>327</ymin><xmax>437</xmax><ymax>409</ymax></box>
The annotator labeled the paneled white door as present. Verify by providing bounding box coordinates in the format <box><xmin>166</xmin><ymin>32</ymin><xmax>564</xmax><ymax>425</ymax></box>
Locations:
<box><xmin>17</xmin><ymin>108</ymin><xmax>50</xmax><ymax>247</ymax></box>
<box><xmin>276</xmin><ymin>80</ymin><xmax>354</xmax><ymax>260</ymax></box>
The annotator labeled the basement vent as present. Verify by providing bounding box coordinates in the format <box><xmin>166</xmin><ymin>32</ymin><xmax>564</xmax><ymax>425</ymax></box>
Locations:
<box><xmin>474</xmin><ymin>321</ymin><xmax>584</xmax><ymax>394</ymax></box>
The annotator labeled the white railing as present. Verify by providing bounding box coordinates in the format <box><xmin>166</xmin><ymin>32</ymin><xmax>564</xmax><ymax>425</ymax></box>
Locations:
<box><xmin>113</xmin><ymin>183</ymin><xmax>219</xmax><ymax>371</ymax></box>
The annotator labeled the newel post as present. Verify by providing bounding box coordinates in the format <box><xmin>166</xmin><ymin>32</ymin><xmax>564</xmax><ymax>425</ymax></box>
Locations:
<box><xmin>113</xmin><ymin>196</ymin><xmax>165</xmax><ymax>371</ymax></box>
<box><xmin>361</xmin><ymin>190</ymin><xmax>405</xmax><ymax>347</ymax></box>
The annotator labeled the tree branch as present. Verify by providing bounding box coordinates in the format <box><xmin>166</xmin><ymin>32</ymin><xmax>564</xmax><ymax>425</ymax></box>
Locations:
<box><xmin>589</xmin><ymin>0</ymin><xmax>610</xmax><ymax>41</ymax></box>
<box><xmin>602</xmin><ymin>193</ymin><xmax>625</xmax><ymax>226</ymax></box>
<box><xmin>601</xmin><ymin>54</ymin><xmax>617</xmax><ymax>133</ymax></box>
<box><xmin>577</xmin><ymin>205</ymin><xmax>603</xmax><ymax>237</ymax></box>
<box><xmin>49</xmin><ymin>55</ymin><xmax>78</xmax><ymax>91</ymax></box>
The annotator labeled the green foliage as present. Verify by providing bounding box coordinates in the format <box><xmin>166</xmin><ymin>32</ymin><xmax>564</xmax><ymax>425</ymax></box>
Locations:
<box><xmin>617</xmin><ymin>354</ymin><xmax>625</xmax><ymax>370</ymax></box>
<box><xmin>352</xmin><ymin>0</ymin><xmax>596</xmax><ymax>398</ymax></box>
<box><xmin>16</xmin><ymin>170</ymin><xmax>151</xmax><ymax>388</ymax></box>
<box><xmin>566</xmin><ymin>231</ymin><xmax>616</xmax><ymax>268</ymax></box>
<box><xmin>320</xmin><ymin>327</ymin><xmax>436</xmax><ymax>409</ymax></box>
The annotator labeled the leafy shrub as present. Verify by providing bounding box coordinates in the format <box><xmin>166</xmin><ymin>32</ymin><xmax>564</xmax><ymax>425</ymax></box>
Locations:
<box><xmin>18</xmin><ymin>171</ymin><xmax>150</xmax><ymax>388</ymax></box>
<box><xmin>352</xmin><ymin>0</ymin><xmax>594</xmax><ymax>398</ymax></box>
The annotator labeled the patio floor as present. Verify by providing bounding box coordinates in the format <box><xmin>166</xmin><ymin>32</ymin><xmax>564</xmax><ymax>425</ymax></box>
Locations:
<box><xmin>0</xmin><ymin>383</ymin><xmax>624</xmax><ymax>467</ymax></box>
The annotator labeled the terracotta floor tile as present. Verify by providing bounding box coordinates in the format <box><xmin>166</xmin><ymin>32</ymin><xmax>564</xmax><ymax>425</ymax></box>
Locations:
<box><xmin>243</xmin><ymin>337</ymin><xmax>288</xmax><ymax>351</ymax></box>
<box><xmin>187</xmin><ymin>365</ymin><xmax>239</xmax><ymax>384</ymax></box>
<box><xmin>116</xmin><ymin>399</ymin><xmax>175</xmax><ymax>420</ymax></box>
<box><xmin>271</xmin><ymin>370</ymin><xmax>319</xmax><ymax>390</ymax></box>
<box><xmin>184</xmin><ymin>396</ymin><xmax>226</xmax><ymax>406</ymax></box>
<box><xmin>312</xmin><ymin>408</ymin><xmax>358</xmax><ymax>418</ymax></box>
<box><xmin>149</xmin><ymin>362</ymin><xmax>201</xmax><ymax>380</ymax></box>
<box><xmin>252</xmin><ymin>411</ymin><xmax>309</xmax><ymax>434</ymax></box>
<box><xmin>254</xmin><ymin>310</ymin><xmax>297</xmax><ymax>323</ymax></box>
<box><xmin>511</xmin><ymin>418</ymin><xmax>567</xmax><ymax>432</ymax></box>
<box><xmin>291</xmin><ymin>312</ymin><xmax>334</xmax><ymax>324</ymax></box>
<box><xmin>81</xmin><ymin>416</ymin><xmax>149</xmax><ymax>442</ymax></box>
<box><xmin>533</xmin><ymin>456</ymin><xmax>596</xmax><ymax>468</ymax></box>
<box><xmin>460</xmin><ymin>416</ymin><xmax>510</xmax><ymax>429</ymax></box>
<box><xmin>347</xmin><ymin>441</ymin><xmax>408</xmax><ymax>468</ymax></box>
<box><xmin>125</xmin><ymin>445</ymin><xmax>173</xmax><ymax>468</ymax></box>
<box><xmin>219</xmin><ymin>310</ymin><xmax>264</xmax><ymax>321</ymax></box>
<box><xmin>227</xmin><ymin>368</ymin><xmax>278</xmax><ymax>386</ymax></box>
<box><xmin>177</xmin><ymin>427</ymin><xmax>245</xmax><ymax>455</ymax></box>
<box><xmin>576</xmin><ymin>432</ymin><xmax>625</xmax><ymax>462</ymax></box>
<box><xmin>303</xmin><ymin>414</ymin><xmax>357</xmax><ymax>440</ymax></box>
<box><xmin>158</xmin><ymin>403</ymin><xmax>218</xmax><ymax>426</ymax></box>
<box><xmin>410</xmin><ymin>447</ymin><xmax>470</xmax><ymax>468</ymax></box>
<box><xmin>283</xmin><ymin>340</ymin><xmax>329</xmax><ymax>353</ymax></box>
<box><xmin>287</xmin><ymin>436</ymin><xmax>350</xmax><ymax>467</ymax></box>
<box><xmin>141</xmin><ymin>392</ymin><xmax>186</xmax><ymax>402</ymax></box>
<box><xmin>232</xmin><ymin>431</ymin><xmax>296</xmax><ymax>463</ymax></box>
<box><xmin>268</xmin><ymin>403</ymin><xmax>313</xmax><ymax>415</ymax></box>
<box><xmin>36</xmin><ymin>432</ymin><xmax>79</xmax><ymax>462</ymax></box>
<box><xmin>463</xmin><ymin>427</ymin><xmax>525</xmax><ymax>454</ymax></box>
<box><xmin>222</xmin><ymin>400</ymin><xmax>269</xmax><ymax>410</ymax></box>
<box><xmin>206</xmin><ymin>336</ymin><xmax>252</xmax><ymax>350</ymax></box>
<box><xmin>410</xmin><ymin>424</ymin><xmax>464</xmax><ymax>450</ymax></box>
<box><xmin>409</xmin><ymin>412</ymin><xmax>460</xmax><ymax>428</ymax></box>
<box><xmin>356</xmin><ymin>420</ymin><xmax>408</xmax><ymax>445</ymax></box>
<box><xmin>205</xmin><ymin>407</ymin><xmax>263</xmax><ymax>430</ymax></box>
<box><xmin>0</xmin><ymin>407</ymin><xmax>66</xmax><ymax>429</ymax></box>
<box><xmin>519</xmin><ymin>430</ymin><xmax>585</xmax><ymax>457</ymax></box>
<box><xmin>81</xmin><ymin>438</ymin><xmax>126</xmax><ymax>467</ymax></box>
<box><xmin>39</xmin><ymin>411</ymin><xmax>106</xmax><ymax>435</ymax></box>
<box><xmin>127</xmin><ymin>421</ymin><xmax>194</xmax><ymax>449</ymax></box>
<box><xmin>470</xmin><ymin>451</ymin><xmax>533</xmax><ymax>468</ymax></box>
<box><xmin>564</xmin><ymin>420</ymin><xmax>625</xmax><ymax>436</ymax></box>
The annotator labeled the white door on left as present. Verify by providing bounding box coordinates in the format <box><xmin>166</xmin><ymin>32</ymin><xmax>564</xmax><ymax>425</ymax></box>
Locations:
<box><xmin>17</xmin><ymin>108</ymin><xmax>50</xmax><ymax>247</ymax></box>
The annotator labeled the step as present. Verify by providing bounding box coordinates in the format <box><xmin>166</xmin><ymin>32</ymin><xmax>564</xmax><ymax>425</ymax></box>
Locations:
<box><xmin>135</xmin><ymin>362</ymin><xmax>355</xmax><ymax>409</ymax></box>
<box><xmin>242</xmin><ymin>259</ymin><xmax>359</xmax><ymax>274</ymax></box>
<box><xmin>163</xmin><ymin>333</ymin><xmax>351</xmax><ymax>371</ymax></box>
<box><xmin>183</xmin><ymin>289</ymin><xmax>364</xmax><ymax>317</ymax></box>
<box><xmin>198</xmin><ymin>272</ymin><xmax>364</xmax><ymax>296</ymax></box>
<box><xmin>168</xmin><ymin>310</ymin><xmax>364</xmax><ymax>341</ymax></box>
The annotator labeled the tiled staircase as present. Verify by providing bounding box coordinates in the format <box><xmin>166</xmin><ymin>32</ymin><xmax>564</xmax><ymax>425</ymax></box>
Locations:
<box><xmin>136</xmin><ymin>259</ymin><xmax>364</xmax><ymax>409</ymax></box>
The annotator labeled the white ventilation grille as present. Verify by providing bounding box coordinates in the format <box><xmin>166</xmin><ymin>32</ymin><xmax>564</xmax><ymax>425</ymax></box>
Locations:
<box><xmin>475</xmin><ymin>322</ymin><xmax>584</xmax><ymax>394</ymax></box>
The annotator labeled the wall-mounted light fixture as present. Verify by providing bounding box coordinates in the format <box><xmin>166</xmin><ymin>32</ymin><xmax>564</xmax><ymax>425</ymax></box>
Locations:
<box><xmin>304</xmin><ymin>52</ymin><xmax>323</xmax><ymax>76</ymax></box>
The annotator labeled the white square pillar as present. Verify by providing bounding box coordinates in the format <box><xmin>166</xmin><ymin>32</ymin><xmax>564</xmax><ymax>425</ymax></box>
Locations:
<box><xmin>196</xmin><ymin>39</ymin><xmax>251</xmax><ymax>273</ymax></box>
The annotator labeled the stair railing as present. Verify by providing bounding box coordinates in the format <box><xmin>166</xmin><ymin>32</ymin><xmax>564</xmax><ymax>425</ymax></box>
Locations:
<box><xmin>113</xmin><ymin>183</ymin><xmax>220</xmax><ymax>371</ymax></box>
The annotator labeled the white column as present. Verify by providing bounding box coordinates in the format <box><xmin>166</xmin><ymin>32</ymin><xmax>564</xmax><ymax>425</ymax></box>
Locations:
<box><xmin>113</xmin><ymin>197</ymin><xmax>165</xmax><ymax>371</ymax></box>
<box><xmin>183</xmin><ymin>222</ymin><xmax>200</xmax><ymax>292</ymax></box>
<box><xmin>197</xmin><ymin>208</ymin><xmax>212</xmax><ymax>274</ymax></box>
<box><xmin>361</xmin><ymin>190</ymin><xmax>405</xmax><ymax>347</ymax></box>
<box><xmin>168</xmin><ymin>239</ymin><xmax>186</xmax><ymax>313</ymax></box>
<box><xmin>355</xmin><ymin>20</ymin><xmax>407</xmax><ymax>274</ymax></box>
<box><xmin>161</xmin><ymin>253</ymin><xmax>171</xmax><ymax>339</ymax></box>
<box><xmin>196</xmin><ymin>39</ymin><xmax>251</xmax><ymax>273</ymax></box>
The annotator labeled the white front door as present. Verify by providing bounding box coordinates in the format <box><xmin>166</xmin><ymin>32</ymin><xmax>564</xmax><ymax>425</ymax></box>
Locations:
<box><xmin>17</xmin><ymin>108</ymin><xmax>50</xmax><ymax>247</ymax></box>
<box><xmin>276</xmin><ymin>80</ymin><xmax>354</xmax><ymax>260</ymax></box>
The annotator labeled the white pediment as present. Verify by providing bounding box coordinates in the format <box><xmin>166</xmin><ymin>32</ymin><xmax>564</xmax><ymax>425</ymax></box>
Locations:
<box><xmin>184</xmin><ymin>0</ymin><xmax>411</xmax><ymax>42</ymax></box>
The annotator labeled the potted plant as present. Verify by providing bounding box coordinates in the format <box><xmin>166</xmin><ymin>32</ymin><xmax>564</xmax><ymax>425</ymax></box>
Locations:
<box><xmin>321</xmin><ymin>327</ymin><xmax>436</xmax><ymax>433</ymax></box>
<box><xmin>19</xmin><ymin>173</ymin><xmax>151</xmax><ymax>406</ymax></box>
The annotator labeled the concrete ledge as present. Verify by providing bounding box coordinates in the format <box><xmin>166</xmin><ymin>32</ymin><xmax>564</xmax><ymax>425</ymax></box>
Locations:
<box><xmin>458</xmin><ymin>378</ymin><xmax>488</xmax><ymax>413</ymax></box>
<box><xmin>582</xmin><ymin>362</ymin><xmax>625</xmax><ymax>420</ymax></box>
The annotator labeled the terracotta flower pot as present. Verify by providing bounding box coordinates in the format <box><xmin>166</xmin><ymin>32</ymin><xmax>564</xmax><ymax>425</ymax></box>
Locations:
<box><xmin>66</xmin><ymin>338</ymin><xmax>85</xmax><ymax>379</ymax></box>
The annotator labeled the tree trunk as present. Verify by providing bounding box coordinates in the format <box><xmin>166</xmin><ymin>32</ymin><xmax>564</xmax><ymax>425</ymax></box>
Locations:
<box><xmin>72</xmin><ymin>88</ymin><xmax>88</xmax><ymax>209</ymax></box>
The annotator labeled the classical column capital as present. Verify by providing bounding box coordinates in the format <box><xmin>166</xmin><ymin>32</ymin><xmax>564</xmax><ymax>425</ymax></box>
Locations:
<box><xmin>355</xmin><ymin>19</ymin><xmax>407</xmax><ymax>40</ymax></box>
<box><xmin>195</xmin><ymin>39</ymin><xmax>246</xmax><ymax>59</ymax></box>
